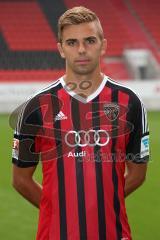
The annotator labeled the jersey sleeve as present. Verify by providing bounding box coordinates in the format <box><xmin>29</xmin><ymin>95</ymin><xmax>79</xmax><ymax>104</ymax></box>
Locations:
<box><xmin>12</xmin><ymin>96</ymin><xmax>42</xmax><ymax>168</ymax></box>
<box><xmin>126</xmin><ymin>93</ymin><xmax>149</xmax><ymax>164</ymax></box>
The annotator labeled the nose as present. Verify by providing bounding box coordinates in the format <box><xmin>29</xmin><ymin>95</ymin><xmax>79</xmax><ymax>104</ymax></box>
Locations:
<box><xmin>78</xmin><ymin>42</ymin><xmax>86</xmax><ymax>54</ymax></box>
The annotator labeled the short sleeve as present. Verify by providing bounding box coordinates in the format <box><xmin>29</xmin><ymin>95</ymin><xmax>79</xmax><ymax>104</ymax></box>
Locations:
<box><xmin>12</xmin><ymin>96</ymin><xmax>42</xmax><ymax>168</ymax></box>
<box><xmin>126</xmin><ymin>93</ymin><xmax>149</xmax><ymax>164</ymax></box>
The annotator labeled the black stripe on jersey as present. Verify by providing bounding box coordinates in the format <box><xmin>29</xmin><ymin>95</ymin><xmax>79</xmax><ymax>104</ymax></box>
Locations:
<box><xmin>71</xmin><ymin>98</ymin><xmax>87</xmax><ymax>240</ymax></box>
<box><xmin>51</xmin><ymin>90</ymin><xmax>67</xmax><ymax>240</ymax></box>
<box><xmin>111</xmin><ymin>89</ymin><xmax>122</xmax><ymax>239</ymax></box>
<box><xmin>92</xmin><ymin>96</ymin><xmax>106</xmax><ymax>240</ymax></box>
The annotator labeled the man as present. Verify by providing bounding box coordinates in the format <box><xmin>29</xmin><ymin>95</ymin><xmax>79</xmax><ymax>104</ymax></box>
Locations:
<box><xmin>12</xmin><ymin>6</ymin><xmax>149</xmax><ymax>240</ymax></box>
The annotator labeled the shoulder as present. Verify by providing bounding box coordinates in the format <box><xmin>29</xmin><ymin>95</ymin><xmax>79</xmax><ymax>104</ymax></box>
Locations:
<box><xmin>31</xmin><ymin>78</ymin><xmax>61</xmax><ymax>99</ymax></box>
<box><xmin>24</xmin><ymin>79</ymin><xmax>62</xmax><ymax>107</ymax></box>
<box><xmin>16</xmin><ymin>79</ymin><xmax>62</xmax><ymax>128</ymax></box>
<box><xmin>106</xmin><ymin>76</ymin><xmax>143</xmax><ymax>105</ymax></box>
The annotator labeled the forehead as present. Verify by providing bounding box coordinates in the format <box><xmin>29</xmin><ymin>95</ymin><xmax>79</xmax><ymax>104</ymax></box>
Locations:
<box><xmin>61</xmin><ymin>21</ymin><xmax>100</xmax><ymax>41</ymax></box>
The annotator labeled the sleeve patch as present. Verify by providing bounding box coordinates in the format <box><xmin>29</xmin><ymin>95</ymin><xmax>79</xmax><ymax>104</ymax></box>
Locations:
<box><xmin>141</xmin><ymin>135</ymin><xmax>149</xmax><ymax>158</ymax></box>
<box><xmin>12</xmin><ymin>138</ymin><xmax>19</xmax><ymax>160</ymax></box>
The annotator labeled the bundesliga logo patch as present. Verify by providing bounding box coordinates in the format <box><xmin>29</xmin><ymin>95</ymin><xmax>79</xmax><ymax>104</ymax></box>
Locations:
<box><xmin>12</xmin><ymin>138</ymin><xmax>19</xmax><ymax>160</ymax></box>
<box><xmin>141</xmin><ymin>135</ymin><xmax>149</xmax><ymax>158</ymax></box>
<box><xmin>103</xmin><ymin>103</ymin><xmax>119</xmax><ymax>121</ymax></box>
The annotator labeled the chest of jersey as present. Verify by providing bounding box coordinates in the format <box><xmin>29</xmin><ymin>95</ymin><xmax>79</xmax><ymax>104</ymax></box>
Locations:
<box><xmin>39</xmin><ymin>86</ymin><xmax>131</xmax><ymax>164</ymax></box>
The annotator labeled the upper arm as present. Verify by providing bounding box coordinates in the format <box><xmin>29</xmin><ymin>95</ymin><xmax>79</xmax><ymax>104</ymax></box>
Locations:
<box><xmin>12</xmin><ymin>164</ymin><xmax>37</xmax><ymax>187</ymax></box>
<box><xmin>126</xmin><ymin>93</ymin><xmax>150</xmax><ymax>164</ymax></box>
<box><xmin>12</xmin><ymin>96</ymin><xmax>42</xmax><ymax>168</ymax></box>
<box><xmin>125</xmin><ymin>161</ymin><xmax>148</xmax><ymax>182</ymax></box>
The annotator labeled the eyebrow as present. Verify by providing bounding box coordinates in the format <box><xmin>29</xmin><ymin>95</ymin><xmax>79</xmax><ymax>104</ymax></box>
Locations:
<box><xmin>85</xmin><ymin>36</ymin><xmax>97</xmax><ymax>41</ymax></box>
<box><xmin>65</xmin><ymin>36</ymin><xmax>97</xmax><ymax>43</ymax></box>
<box><xmin>65</xmin><ymin>39</ymin><xmax>77</xmax><ymax>43</ymax></box>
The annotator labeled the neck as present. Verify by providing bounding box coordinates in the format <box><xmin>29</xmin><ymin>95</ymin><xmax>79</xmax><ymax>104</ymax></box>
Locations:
<box><xmin>63</xmin><ymin>68</ymin><xmax>104</xmax><ymax>98</ymax></box>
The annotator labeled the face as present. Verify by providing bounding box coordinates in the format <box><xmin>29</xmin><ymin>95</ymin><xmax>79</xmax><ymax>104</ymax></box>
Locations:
<box><xmin>57</xmin><ymin>21</ymin><xmax>107</xmax><ymax>75</ymax></box>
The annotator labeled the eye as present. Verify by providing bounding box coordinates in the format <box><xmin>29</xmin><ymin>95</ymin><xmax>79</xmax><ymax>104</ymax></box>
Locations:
<box><xmin>86</xmin><ymin>38</ymin><xmax>96</xmax><ymax>44</ymax></box>
<box><xmin>66</xmin><ymin>40</ymin><xmax>76</xmax><ymax>46</ymax></box>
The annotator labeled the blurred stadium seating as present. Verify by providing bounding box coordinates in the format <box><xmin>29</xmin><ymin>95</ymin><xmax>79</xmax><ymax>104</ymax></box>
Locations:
<box><xmin>129</xmin><ymin>0</ymin><xmax>160</xmax><ymax>48</ymax></box>
<box><xmin>0</xmin><ymin>0</ymin><xmax>159</xmax><ymax>81</ymax></box>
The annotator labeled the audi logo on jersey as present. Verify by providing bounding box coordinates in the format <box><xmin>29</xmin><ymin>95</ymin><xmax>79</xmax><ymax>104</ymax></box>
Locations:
<box><xmin>65</xmin><ymin>130</ymin><xmax>110</xmax><ymax>147</ymax></box>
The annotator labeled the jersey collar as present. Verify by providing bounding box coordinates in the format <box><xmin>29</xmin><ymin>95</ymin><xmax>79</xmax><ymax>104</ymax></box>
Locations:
<box><xmin>59</xmin><ymin>74</ymin><xmax>108</xmax><ymax>103</ymax></box>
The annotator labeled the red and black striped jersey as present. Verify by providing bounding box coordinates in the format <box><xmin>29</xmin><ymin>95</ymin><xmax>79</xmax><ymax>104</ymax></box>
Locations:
<box><xmin>12</xmin><ymin>75</ymin><xmax>149</xmax><ymax>240</ymax></box>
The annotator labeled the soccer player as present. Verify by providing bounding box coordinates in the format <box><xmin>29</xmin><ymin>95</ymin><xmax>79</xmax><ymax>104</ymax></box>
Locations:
<box><xmin>12</xmin><ymin>6</ymin><xmax>149</xmax><ymax>240</ymax></box>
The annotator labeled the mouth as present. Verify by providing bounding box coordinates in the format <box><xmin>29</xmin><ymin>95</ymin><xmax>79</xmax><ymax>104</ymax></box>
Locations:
<box><xmin>75</xmin><ymin>59</ymin><xmax>90</xmax><ymax>64</ymax></box>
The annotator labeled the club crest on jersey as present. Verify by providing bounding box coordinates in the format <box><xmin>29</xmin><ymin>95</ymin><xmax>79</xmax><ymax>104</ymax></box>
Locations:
<box><xmin>103</xmin><ymin>103</ymin><xmax>119</xmax><ymax>121</ymax></box>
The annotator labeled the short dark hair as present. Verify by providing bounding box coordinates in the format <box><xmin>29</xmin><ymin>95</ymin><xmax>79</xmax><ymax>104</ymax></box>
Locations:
<box><xmin>58</xmin><ymin>6</ymin><xmax>104</xmax><ymax>42</ymax></box>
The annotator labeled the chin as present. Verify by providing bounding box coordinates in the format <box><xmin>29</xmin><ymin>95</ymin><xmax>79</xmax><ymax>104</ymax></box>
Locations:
<box><xmin>74</xmin><ymin>67</ymin><xmax>95</xmax><ymax>75</ymax></box>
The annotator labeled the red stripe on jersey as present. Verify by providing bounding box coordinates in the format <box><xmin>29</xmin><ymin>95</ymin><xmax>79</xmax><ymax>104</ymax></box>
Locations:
<box><xmin>79</xmin><ymin>101</ymin><xmax>99</xmax><ymax>240</ymax></box>
<box><xmin>39</xmin><ymin>93</ymin><xmax>57</xmax><ymax>157</ymax></box>
<box><xmin>99</xmin><ymin>85</ymin><xmax>117</xmax><ymax>239</ymax></box>
<box><xmin>58</xmin><ymin>89</ymin><xmax>80</xmax><ymax>240</ymax></box>
<box><xmin>36</xmin><ymin>93</ymin><xmax>60</xmax><ymax>240</ymax></box>
<box><xmin>116</xmin><ymin>91</ymin><xmax>131</xmax><ymax>238</ymax></box>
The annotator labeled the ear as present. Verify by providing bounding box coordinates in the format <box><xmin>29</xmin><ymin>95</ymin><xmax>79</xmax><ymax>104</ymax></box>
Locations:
<box><xmin>57</xmin><ymin>42</ymin><xmax>65</xmax><ymax>59</ymax></box>
<box><xmin>100</xmin><ymin>38</ymin><xmax>107</xmax><ymax>56</ymax></box>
